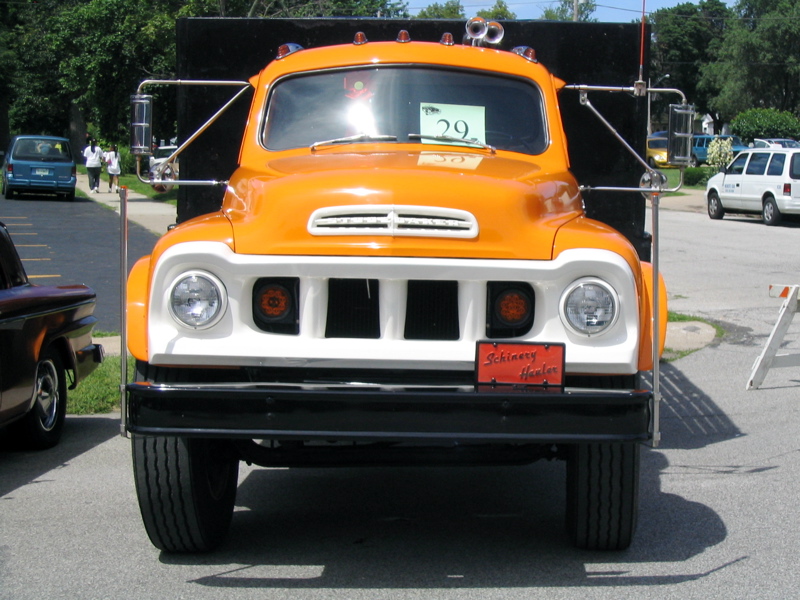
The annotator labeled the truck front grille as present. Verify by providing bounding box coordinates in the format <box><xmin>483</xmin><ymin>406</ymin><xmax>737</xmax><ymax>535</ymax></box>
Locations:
<box><xmin>254</xmin><ymin>277</ymin><xmax>534</xmax><ymax>341</ymax></box>
<box><xmin>326</xmin><ymin>279</ymin><xmax>380</xmax><ymax>338</ymax></box>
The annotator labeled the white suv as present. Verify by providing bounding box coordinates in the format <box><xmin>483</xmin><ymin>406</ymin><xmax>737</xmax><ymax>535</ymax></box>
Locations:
<box><xmin>706</xmin><ymin>148</ymin><xmax>800</xmax><ymax>225</ymax></box>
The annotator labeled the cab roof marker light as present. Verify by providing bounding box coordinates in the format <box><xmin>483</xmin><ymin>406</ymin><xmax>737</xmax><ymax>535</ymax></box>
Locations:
<box><xmin>353</xmin><ymin>32</ymin><xmax>368</xmax><ymax>45</ymax></box>
<box><xmin>276</xmin><ymin>43</ymin><xmax>304</xmax><ymax>59</ymax></box>
<box><xmin>440</xmin><ymin>32</ymin><xmax>455</xmax><ymax>46</ymax></box>
<box><xmin>396</xmin><ymin>30</ymin><xmax>411</xmax><ymax>43</ymax></box>
<box><xmin>512</xmin><ymin>46</ymin><xmax>538</xmax><ymax>63</ymax></box>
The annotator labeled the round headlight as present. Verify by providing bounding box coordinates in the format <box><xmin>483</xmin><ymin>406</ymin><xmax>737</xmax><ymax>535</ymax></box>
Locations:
<box><xmin>168</xmin><ymin>271</ymin><xmax>226</xmax><ymax>329</ymax></box>
<box><xmin>561</xmin><ymin>278</ymin><xmax>618</xmax><ymax>336</ymax></box>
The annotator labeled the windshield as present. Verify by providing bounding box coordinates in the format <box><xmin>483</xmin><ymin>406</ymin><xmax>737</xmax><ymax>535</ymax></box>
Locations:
<box><xmin>648</xmin><ymin>138</ymin><xmax>668</xmax><ymax>149</ymax></box>
<box><xmin>263</xmin><ymin>67</ymin><xmax>547</xmax><ymax>155</ymax></box>
<box><xmin>12</xmin><ymin>138</ymin><xmax>72</xmax><ymax>162</ymax></box>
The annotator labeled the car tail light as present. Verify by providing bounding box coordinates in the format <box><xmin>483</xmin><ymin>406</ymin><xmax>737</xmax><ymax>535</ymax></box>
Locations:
<box><xmin>253</xmin><ymin>278</ymin><xmax>299</xmax><ymax>334</ymax></box>
<box><xmin>784</xmin><ymin>183</ymin><xmax>791</xmax><ymax>195</ymax></box>
<box><xmin>486</xmin><ymin>282</ymin><xmax>535</xmax><ymax>338</ymax></box>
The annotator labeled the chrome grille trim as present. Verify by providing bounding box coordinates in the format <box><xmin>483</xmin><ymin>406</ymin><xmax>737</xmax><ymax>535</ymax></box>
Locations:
<box><xmin>308</xmin><ymin>205</ymin><xmax>479</xmax><ymax>238</ymax></box>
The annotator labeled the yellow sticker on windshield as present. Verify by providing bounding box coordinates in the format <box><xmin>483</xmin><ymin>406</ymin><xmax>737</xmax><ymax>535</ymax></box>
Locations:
<box><xmin>420</xmin><ymin>103</ymin><xmax>486</xmax><ymax>145</ymax></box>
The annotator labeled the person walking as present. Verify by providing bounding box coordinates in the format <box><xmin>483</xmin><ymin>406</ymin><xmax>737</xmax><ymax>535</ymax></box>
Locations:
<box><xmin>104</xmin><ymin>144</ymin><xmax>121</xmax><ymax>193</ymax></box>
<box><xmin>83</xmin><ymin>139</ymin><xmax>104</xmax><ymax>193</ymax></box>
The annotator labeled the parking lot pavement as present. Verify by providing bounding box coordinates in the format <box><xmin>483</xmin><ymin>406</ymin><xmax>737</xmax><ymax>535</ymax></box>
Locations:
<box><xmin>76</xmin><ymin>172</ymin><xmax>176</xmax><ymax>236</ymax></box>
<box><xmin>662</xmin><ymin>188</ymin><xmax>707</xmax><ymax>214</ymax></box>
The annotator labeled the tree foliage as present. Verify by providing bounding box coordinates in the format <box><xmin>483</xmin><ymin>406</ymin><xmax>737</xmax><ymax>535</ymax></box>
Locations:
<box><xmin>540</xmin><ymin>0</ymin><xmax>596</xmax><ymax>21</ymax></box>
<box><xmin>730</xmin><ymin>108</ymin><xmax>800</xmax><ymax>141</ymax></box>
<box><xmin>650</xmin><ymin>0</ymin><xmax>732</xmax><ymax>133</ymax></box>
<box><xmin>415</xmin><ymin>0</ymin><xmax>464</xmax><ymax>19</ymax></box>
<box><xmin>477</xmin><ymin>0</ymin><xmax>516</xmax><ymax>20</ymax></box>
<box><xmin>700</xmin><ymin>0</ymin><xmax>800</xmax><ymax>123</ymax></box>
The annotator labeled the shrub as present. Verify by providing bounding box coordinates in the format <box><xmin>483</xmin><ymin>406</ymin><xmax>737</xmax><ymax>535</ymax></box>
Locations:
<box><xmin>707</xmin><ymin>137</ymin><xmax>733</xmax><ymax>169</ymax></box>
<box><xmin>730</xmin><ymin>108</ymin><xmax>800</xmax><ymax>143</ymax></box>
<box><xmin>683</xmin><ymin>166</ymin><xmax>715</xmax><ymax>187</ymax></box>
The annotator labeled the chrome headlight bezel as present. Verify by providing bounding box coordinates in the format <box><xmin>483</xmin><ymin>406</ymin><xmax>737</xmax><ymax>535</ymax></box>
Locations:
<box><xmin>167</xmin><ymin>270</ymin><xmax>227</xmax><ymax>330</ymax></box>
<box><xmin>559</xmin><ymin>277</ymin><xmax>619</xmax><ymax>337</ymax></box>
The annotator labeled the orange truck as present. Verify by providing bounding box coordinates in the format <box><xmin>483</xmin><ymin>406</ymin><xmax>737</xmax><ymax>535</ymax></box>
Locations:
<box><xmin>124</xmin><ymin>18</ymin><xmax>691</xmax><ymax>553</ymax></box>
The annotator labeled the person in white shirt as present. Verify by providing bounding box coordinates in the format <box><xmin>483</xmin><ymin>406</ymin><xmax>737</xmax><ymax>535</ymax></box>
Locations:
<box><xmin>83</xmin><ymin>140</ymin><xmax>104</xmax><ymax>193</ymax></box>
<box><xmin>104</xmin><ymin>145</ymin><xmax>121</xmax><ymax>193</ymax></box>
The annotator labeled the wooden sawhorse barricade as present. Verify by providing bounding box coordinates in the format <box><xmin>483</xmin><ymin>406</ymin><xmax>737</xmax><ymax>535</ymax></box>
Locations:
<box><xmin>747</xmin><ymin>285</ymin><xmax>800</xmax><ymax>390</ymax></box>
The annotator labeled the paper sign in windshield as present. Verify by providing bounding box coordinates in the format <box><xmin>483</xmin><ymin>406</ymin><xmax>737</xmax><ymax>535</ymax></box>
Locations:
<box><xmin>419</xmin><ymin>103</ymin><xmax>486</xmax><ymax>145</ymax></box>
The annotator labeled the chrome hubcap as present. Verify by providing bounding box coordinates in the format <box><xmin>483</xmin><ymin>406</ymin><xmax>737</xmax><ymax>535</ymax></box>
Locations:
<box><xmin>34</xmin><ymin>360</ymin><xmax>59</xmax><ymax>431</ymax></box>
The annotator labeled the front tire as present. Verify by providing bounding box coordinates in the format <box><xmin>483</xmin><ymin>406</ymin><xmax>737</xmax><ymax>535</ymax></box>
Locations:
<box><xmin>708</xmin><ymin>191</ymin><xmax>725</xmax><ymax>220</ymax></box>
<box><xmin>131</xmin><ymin>361</ymin><xmax>239</xmax><ymax>552</ymax></box>
<box><xmin>763</xmin><ymin>196</ymin><xmax>782</xmax><ymax>226</ymax></box>
<box><xmin>566</xmin><ymin>442</ymin><xmax>640</xmax><ymax>550</ymax></box>
<box><xmin>132</xmin><ymin>435</ymin><xmax>239</xmax><ymax>553</ymax></box>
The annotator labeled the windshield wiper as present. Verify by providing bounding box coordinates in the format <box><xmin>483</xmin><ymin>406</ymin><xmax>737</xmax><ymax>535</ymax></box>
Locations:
<box><xmin>408</xmin><ymin>133</ymin><xmax>495</xmax><ymax>154</ymax></box>
<box><xmin>310</xmin><ymin>133</ymin><xmax>397</xmax><ymax>151</ymax></box>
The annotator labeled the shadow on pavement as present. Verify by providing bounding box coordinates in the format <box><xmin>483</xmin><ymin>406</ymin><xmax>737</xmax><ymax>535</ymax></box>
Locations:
<box><xmin>0</xmin><ymin>414</ymin><xmax>120</xmax><ymax>498</ymax></box>
<box><xmin>159</xmin><ymin>362</ymin><xmax>736</xmax><ymax>590</ymax></box>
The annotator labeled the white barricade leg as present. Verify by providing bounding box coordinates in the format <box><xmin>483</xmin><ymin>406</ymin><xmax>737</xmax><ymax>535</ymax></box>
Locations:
<box><xmin>747</xmin><ymin>285</ymin><xmax>800</xmax><ymax>390</ymax></box>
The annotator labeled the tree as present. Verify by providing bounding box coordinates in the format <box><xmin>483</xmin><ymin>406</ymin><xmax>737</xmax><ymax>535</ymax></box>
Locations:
<box><xmin>477</xmin><ymin>0</ymin><xmax>516</xmax><ymax>20</ymax></box>
<box><xmin>700</xmin><ymin>0</ymin><xmax>800</xmax><ymax>122</ymax></box>
<box><xmin>415</xmin><ymin>0</ymin><xmax>464</xmax><ymax>19</ymax></box>
<box><xmin>650</xmin><ymin>0</ymin><xmax>732</xmax><ymax>134</ymax></box>
<box><xmin>540</xmin><ymin>0</ymin><xmax>596</xmax><ymax>21</ymax></box>
<box><xmin>246</xmin><ymin>0</ymin><xmax>408</xmax><ymax>17</ymax></box>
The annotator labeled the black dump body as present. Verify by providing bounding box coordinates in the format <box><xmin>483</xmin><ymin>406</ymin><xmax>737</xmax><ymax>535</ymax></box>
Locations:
<box><xmin>173</xmin><ymin>17</ymin><xmax>651</xmax><ymax>260</ymax></box>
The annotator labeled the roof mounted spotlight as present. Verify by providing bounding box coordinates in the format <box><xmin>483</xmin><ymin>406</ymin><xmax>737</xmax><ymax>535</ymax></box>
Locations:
<box><xmin>512</xmin><ymin>45</ymin><xmax>538</xmax><ymax>63</ymax></box>
<box><xmin>353</xmin><ymin>32</ymin><xmax>368</xmax><ymax>45</ymax></box>
<box><xmin>276</xmin><ymin>43</ymin><xmax>303</xmax><ymax>59</ymax></box>
<box><xmin>464</xmin><ymin>17</ymin><xmax>504</xmax><ymax>46</ymax></box>
<box><xmin>396</xmin><ymin>30</ymin><xmax>411</xmax><ymax>43</ymax></box>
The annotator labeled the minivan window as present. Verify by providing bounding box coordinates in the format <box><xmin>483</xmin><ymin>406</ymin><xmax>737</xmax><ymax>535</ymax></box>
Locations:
<box><xmin>728</xmin><ymin>153</ymin><xmax>748</xmax><ymax>175</ymax></box>
<box><xmin>767</xmin><ymin>153</ymin><xmax>785</xmax><ymax>176</ymax></box>
<box><xmin>791</xmin><ymin>153</ymin><xmax>800</xmax><ymax>179</ymax></box>
<box><xmin>745</xmin><ymin>152</ymin><xmax>769</xmax><ymax>175</ymax></box>
<box><xmin>11</xmin><ymin>138</ymin><xmax>72</xmax><ymax>162</ymax></box>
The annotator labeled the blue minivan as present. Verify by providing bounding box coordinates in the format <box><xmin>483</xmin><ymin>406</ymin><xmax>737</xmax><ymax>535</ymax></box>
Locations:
<box><xmin>691</xmin><ymin>134</ymin><xmax>749</xmax><ymax>167</ymax></box>
<box><xmin>2</xmin><ymin>135</ymin><xmax>77</xmax><ymax>201</ymax></box>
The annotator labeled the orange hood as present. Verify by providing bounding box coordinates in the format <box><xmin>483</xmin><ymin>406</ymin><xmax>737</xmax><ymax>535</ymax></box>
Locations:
<box><xmin>223</xmin><ymin>149</ymin><xmax>583</xmax><ymax>260</ymax></box>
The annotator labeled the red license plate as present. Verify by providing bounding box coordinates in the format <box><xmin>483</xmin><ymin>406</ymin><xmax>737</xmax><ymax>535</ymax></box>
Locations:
<box><xmin>476</xmin><ymin>341</ymin><xmax>565</xmax><ymax>387</ymax></box>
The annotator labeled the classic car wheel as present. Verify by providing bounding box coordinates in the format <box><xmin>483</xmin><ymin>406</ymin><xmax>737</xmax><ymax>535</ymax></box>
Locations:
<box><xmin>707</xmin><ymin>191</ymin><xmax>725</xmax><ymax>220</ymax></box>
<box><xmin>763</xmin><ymin>196</ymin><xmax>782</xmax><ymax>226</ymax></box>
<box><xmin>13</xmin><ymin>349</ymin><xmax>67</xmax><ymax>449</ymax></box>
<box><xmin>132</xmin><ymin>435</ymin><xmax>239</xmax><ymax>553</ymax></box>
<box><xmin>566</xmin><ymin>441</ymin><xmax>640</xmax><ymax>550</ymax></box>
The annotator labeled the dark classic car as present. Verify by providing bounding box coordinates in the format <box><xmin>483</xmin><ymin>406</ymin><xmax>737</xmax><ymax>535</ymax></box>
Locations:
<box><xmin>0</xmin><ymin>222</ymin><xmax>103</xmax><ymax>449</ymax></box>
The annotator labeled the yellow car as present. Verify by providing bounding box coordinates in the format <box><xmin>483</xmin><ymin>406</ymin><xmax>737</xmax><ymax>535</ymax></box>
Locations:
<box><xmin>646</xmin><ymin>137</ymin><xmax>669</xmax><ymax>168</ymax></box>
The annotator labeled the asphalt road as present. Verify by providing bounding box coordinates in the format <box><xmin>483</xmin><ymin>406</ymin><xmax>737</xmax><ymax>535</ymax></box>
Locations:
<box><xmin>0</xmin><ymin>194</ymin><xmax>160</xmax><ymax>332</ymax></box>
<box><xmin>2</xmin><ymin>190</ymin><xmax>800</xmax><ymax>599</ymax></box>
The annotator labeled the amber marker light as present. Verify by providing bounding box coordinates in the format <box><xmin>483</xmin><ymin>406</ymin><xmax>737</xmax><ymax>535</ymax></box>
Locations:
<box><xmin>258</xmin><ymin>284</ymin><xmax>291</xmax><ymax>321</ymax></box>
<box><xmin>495</xmin><ymin>288</ymin><xmax>532</xmax><ymax>326</ymax></box>
<box><xmin>353</xmin><ymin>31</ymin><xmax>368</xmax><ymax>45</ymax></box>
<box><xmin>396</xmin><ymin>30</ymin><xmax>411</xmax><ymax>43</ymax></box>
